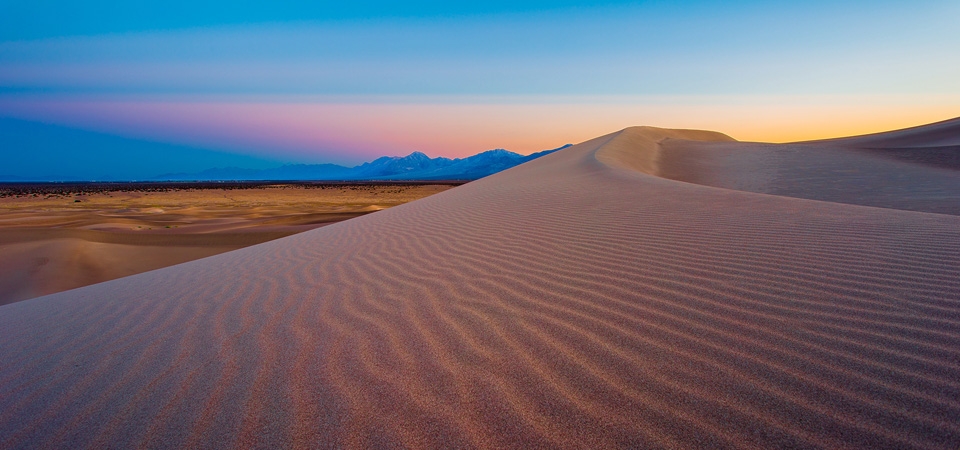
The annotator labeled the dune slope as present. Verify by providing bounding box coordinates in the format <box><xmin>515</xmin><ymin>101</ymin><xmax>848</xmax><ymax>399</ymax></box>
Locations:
<box><xmin>651</xmin><ymin>118</ymin><xmax>960</xmax><ymax>215</ymax></box>
<box><xmin>1</xmin><ymin>123</ymin><xmax>959</xmax><ymax>449</ymax></box>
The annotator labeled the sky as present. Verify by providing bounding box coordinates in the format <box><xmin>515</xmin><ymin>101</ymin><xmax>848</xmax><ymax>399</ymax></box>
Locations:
<box><xmin>1</xmin><ymin>0</ymin><xmax>958</xmax><ymax>180</ymax></box>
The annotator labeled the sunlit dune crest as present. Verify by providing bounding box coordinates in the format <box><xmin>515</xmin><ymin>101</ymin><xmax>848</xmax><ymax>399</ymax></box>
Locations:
<box><xmin>1</xmin><ymin>119</ymin><xmax>959</xmax><ymax>448</ymax></box>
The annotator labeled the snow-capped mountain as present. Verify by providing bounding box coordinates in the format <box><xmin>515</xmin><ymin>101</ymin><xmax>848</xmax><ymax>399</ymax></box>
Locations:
<box><xmin>154</xmin><ymin>145</ymin><xmax>571</xmax><ymax>181</ymax></box>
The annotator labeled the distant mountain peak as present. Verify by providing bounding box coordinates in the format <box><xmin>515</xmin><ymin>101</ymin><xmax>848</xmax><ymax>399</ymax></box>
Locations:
<box><xmin>151</xmin><ymin>144</ymin><xmax>568</xmax><ymax>181</ymax></box>
<box><xmin>477</xmin><ymin>148</ymin><xmax>519</xmax><ymax>156</ymax></box>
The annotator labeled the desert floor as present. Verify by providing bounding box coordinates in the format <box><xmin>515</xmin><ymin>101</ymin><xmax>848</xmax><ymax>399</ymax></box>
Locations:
<box><xmin>0</xmin><ymin>182</ymin><xmax>457</xmax><ymax>305</ymax></box>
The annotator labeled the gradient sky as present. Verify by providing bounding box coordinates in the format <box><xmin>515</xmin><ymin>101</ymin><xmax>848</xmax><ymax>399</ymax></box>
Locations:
<box><xmin>1</xmin><ymin>0</ymin><xmax>958</xmax><ymax>179</ymax></box>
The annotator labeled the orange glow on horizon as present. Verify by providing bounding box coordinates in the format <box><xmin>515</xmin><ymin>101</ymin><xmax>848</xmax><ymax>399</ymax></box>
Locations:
<box><xmin>1</xmin><ymin>95</ymin><xmax>956</xmax><ymax>161</ymax></box>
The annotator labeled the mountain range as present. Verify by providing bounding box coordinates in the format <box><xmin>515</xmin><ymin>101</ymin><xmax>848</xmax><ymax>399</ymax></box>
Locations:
<box><xmin>153</xmin><ymin>145</ymin><xmax>570</xmax><ymax>181</ymax></box>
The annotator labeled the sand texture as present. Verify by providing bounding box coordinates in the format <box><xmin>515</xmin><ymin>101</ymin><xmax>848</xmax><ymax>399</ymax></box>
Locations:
<box><xmin>0</xmin><ymin>184</ymin><xmax>454</xmax><ymax>305</ymax></box>
<box><xmin>1</xmin><ymin>121</ymin><xmax>959</xmax><ymax>449</ymax></box>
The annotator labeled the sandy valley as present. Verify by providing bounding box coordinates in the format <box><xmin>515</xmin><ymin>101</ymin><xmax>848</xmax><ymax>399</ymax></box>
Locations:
<box><xmin>0</xmin><ymin>182</ymin><xmax>457</xmax><ymax>304</ymax></box>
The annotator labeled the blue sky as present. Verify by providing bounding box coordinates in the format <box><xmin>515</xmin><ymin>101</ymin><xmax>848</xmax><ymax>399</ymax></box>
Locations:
<box><xmin>0</xmin><ymin>0</ymin><xmax>647</xmax><ymax>40</ymax></box>
<box><xmin>1</xmin><ymin>1</ymin><xmax>958</xmax><ymax>180</ymax></box>
<box><xmin>3</xmin><ymin>1</ymin><xmax>956</xmax><ymax>96</ymax></box>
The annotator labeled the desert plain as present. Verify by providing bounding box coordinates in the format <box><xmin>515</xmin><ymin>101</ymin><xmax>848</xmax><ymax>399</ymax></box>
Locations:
<box><xmin>1</xmin><ymin>118</ymin><xmax>959</xmax><ymax>449</ymax></box>
<box><xmin>0</xmin><ymin>183</ymin><xmax>457</xmax><ymax>305</ymax></box>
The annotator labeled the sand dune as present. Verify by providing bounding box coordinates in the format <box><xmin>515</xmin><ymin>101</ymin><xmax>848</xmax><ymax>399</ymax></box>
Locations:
<box><xmin>1</xmin><ymin>121</ymin><xmax>959</xmax><ymax>448</ymax></box>
<box><xmin>650</xmin><ymin>118</ymin><xmax>960</xmax><ymax>215</ymax></box>
<box><xmin>0</xmin><ymin>237</ymin><xmax>242</xmax><ymax>306</ymax></box>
